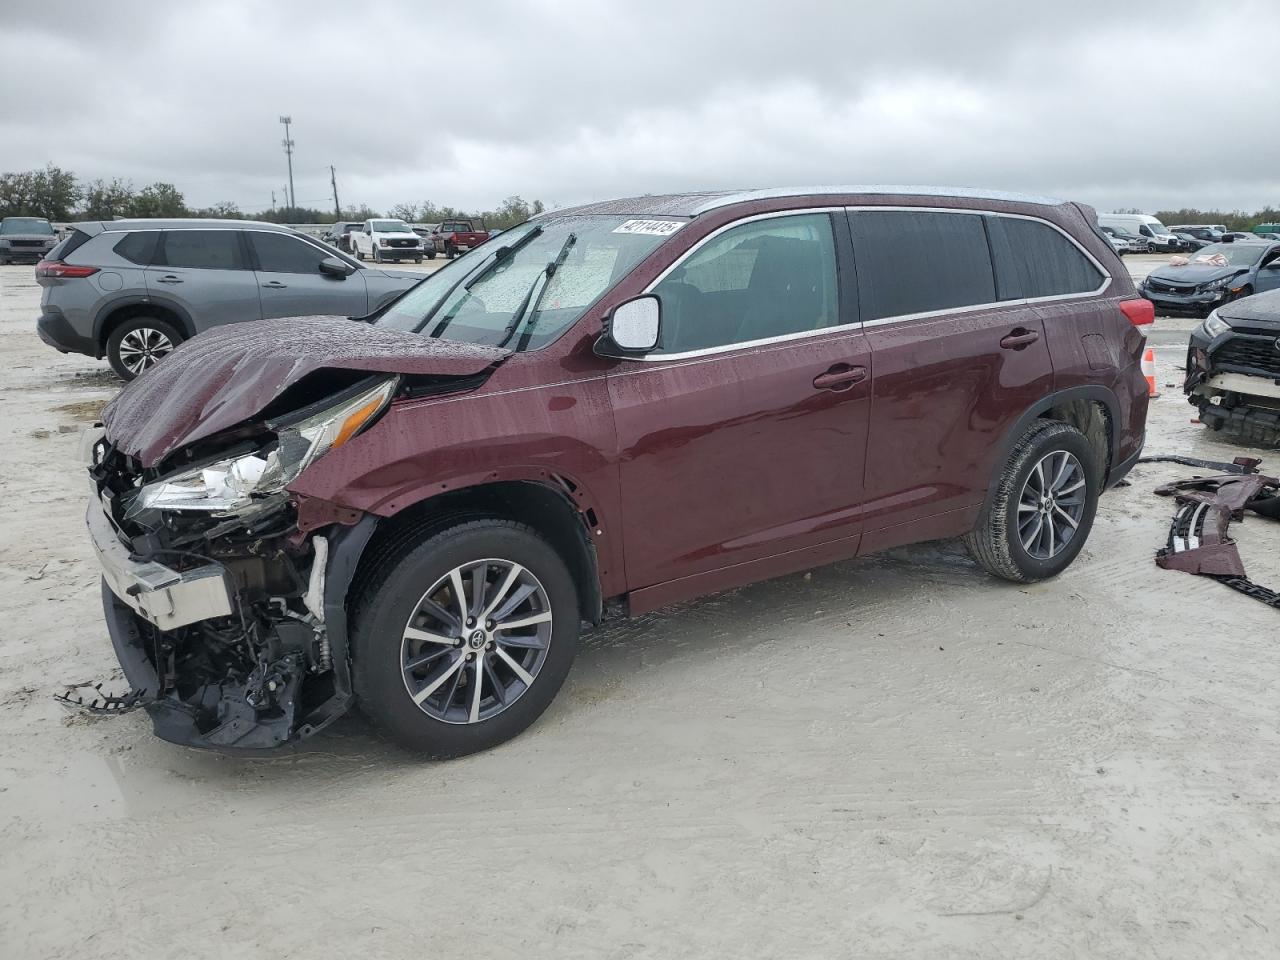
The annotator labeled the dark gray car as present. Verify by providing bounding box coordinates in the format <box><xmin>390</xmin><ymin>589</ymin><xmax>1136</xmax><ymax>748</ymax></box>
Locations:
<box><xmin>0</xmin><ymin>216</ymin><xmax>59</xmax><ymax>263</ymax></box>
<box><xmin>1140</xmin><ymin>240</ymin><xmax>1280</xmax><ymax>318</ymax></box>
<box><xmin>35</xmin><ymin>219</ymin><xmax>422</xmax><ymax>379</ymax></box>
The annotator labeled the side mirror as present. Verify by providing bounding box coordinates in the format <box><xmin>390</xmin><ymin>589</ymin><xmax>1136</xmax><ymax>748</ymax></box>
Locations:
<box><xmin>596</xmin><ymin>295</ymin><xmax>661</xmax><ymax>357</ymax></box>
<box><xmin>319</xmin><ymin>256</ymin><xmax>356</xmax><ymax>278</ymax></box>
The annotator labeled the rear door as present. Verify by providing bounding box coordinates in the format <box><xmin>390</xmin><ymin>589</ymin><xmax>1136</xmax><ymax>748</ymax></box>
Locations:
<box><xmin>247</xmin><ymin>230</ymin><xmax>370</xmax><ymax>319</ymax></box>
<box><xmin>145</xmin><ymin>230</ymin><xmax>261</xmax><ymax>331</ymax></box>
<box><xmin>848</xmin><ymin>208</ymin><xmax>1055</xmax><ymax>534</ymax></box>
<box><xmin>1254</xmin><ymin>246</ymin><xmax>1280</xmax><ymax>294</ymax></box>
<box><xmin>610</xmin><ymin>210</ymin><xmax>872</xmax><ymax>589</ymax></box>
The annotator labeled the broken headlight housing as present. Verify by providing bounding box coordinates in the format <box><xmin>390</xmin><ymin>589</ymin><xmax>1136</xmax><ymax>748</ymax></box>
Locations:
<box><xmin>1200</xmin><ymin>309</ymin><xmax>1230</xmax><ymax>339</ymax></box>
<box><xmin>126</xmin><ymin>378</ymin><xmax>396</xmax><ymax>518</ymax></box>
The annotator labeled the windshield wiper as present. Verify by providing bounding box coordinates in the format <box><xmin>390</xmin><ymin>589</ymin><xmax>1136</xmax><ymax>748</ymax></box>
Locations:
<box><xmin>496</xmin><ymin>233</ymin><xmax>577</xmax><ymax>351</ymax></box>
<box><xmin>463</xmin><ymin>226</ymin><xmax>544</xmax><ymax>291</ymax></box>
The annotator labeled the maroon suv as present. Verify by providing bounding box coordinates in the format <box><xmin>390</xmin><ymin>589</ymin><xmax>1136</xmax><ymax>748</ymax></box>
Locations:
<box><xmin>84</xmin><ymin>187</ymin><xmax>1152</xmax><ymax>756</ymax></box>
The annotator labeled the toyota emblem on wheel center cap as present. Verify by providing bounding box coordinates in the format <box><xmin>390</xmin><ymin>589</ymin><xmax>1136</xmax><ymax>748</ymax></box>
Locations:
<box><xmin>468</xmin><ymin>630</ymin><xmax>487</xmax><ymax>649</ymax></box>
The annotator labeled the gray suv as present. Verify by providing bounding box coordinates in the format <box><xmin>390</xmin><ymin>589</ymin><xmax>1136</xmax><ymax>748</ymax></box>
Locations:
<box><xmin>35</xmin><ymin>219</ymin><xmax>422</xmax><ymax>379</ymax></box>
<box><xmin>1</xmin><ymin>216</ymin><xmax>59</xmax><ymax>263</ymax></box>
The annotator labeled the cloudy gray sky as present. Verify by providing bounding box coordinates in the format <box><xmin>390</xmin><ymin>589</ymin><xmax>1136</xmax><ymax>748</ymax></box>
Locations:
<box><xmin>3</xmin><ymin>0</ymin><xmax>1278</xmax><ymax>216</ymax></box>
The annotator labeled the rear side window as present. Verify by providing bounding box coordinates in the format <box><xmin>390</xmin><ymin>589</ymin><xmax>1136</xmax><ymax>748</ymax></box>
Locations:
<box><xmin>159</xmin><ymin>230</ymin><xmax>244</xmax><ymax>270</ymax></box>
<box><xmin>986</xmin><ymin>217</ymin><xmax>1104</xmax><ymax>300</ymax></box>
<box><xmin>113</xmin><ymin>231</ymin><xmax>158</xmax><ymax>265</ymax></box>
<box><xmin>654</xmin><ymin>212</ymin><xmax>839</xmax><ymax>354</ymax></box>
<box><xmin>49</xmin><ymin>229</ymin><xmax>93</xmax><ymax>262</ymax></box>
<box><xmin>848</xmin><ymin>210</ymin><xmax>995</xmax><ymax>321</ymax></box>
<box><xmin>249</xmin><ymin>231</ymin><xmax>328</xmax><ymax>274</ymax></box>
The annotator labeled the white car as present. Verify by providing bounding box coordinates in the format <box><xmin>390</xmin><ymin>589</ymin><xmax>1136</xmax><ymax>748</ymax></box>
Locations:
<box><xmin>351</xmin><ymin>219</ymin><xmax>424</xmax><ymax>264</ymax></box>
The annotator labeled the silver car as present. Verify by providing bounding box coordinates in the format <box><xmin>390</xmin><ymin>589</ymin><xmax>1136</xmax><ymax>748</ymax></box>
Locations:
<box><xmin>0</xmin><ymin>216</ymin><xmax>60</xmax><ymax>263</ymax></box>
<box><xmin>35</xmin><ymin>219</ymin><xmax>422</xmax><ymax>379</ymax></box>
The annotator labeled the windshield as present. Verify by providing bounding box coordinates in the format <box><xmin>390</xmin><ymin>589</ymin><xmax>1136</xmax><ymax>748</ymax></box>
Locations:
<box><xmin>1</xmin><ymin>218</ymin><xmax>54</xmax><ymax>235</ymax></box>
<box><xmin>1148</xmin><ymin>221</ymin><xmax>1172</xmax><ymax>236</ymax></box>
<box><xmin>1190</xmin><ymin>243</ymin><xmax>1268</xmax><ymax>267</ymax></box>
<box><xmin>372</xmin><ymin>220</ymin><xmax>412</xmax><ymax>233</ymax></box>
<box><xmin>378</xmin><ymin>214</ymin><xmax>683</xmax><ymax>351</ymax></box>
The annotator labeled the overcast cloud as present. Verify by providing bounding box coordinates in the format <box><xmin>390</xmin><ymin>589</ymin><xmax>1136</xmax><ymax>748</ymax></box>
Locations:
<box><xmin>2</xmin><ymin>0</ymin><xmax>1277</xmax><ymax>216</ymax></box>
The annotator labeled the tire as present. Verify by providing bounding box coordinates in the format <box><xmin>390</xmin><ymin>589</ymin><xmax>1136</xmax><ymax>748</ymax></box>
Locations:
<box><xmin>426</xmin><ymin>250</ymin><xmax>436</xmax><ymax>260</ymax></box>
<box><xmin>414</xmin><ymin>256</ymin><xmax>423</xmax><ymax>264</ymax></box>
<box><xmin>105</xmin><ymin>316</ymin><xmax>183</xmax><ymax>381</ymax></box>
<box><xmin>352</xmin><ymin>518</ymin><xmax>581</xmax><ymax>758</ymax></box>
<box><xmin>374</xmin><ymin>249</ymin><xmax>383</xmax><ymax>264</ymax></box>
<box><xmin>446</xmin><ymin>242</ymin><xmax>456</xmax><ymax>259</ymax></box>
<box><xmin>963</xmin><ymin>420</ymin><xmax>1100</xmax><ymax>583</ymax></box>
<box><xmin>354</xmin><ymin>247</ymin><xmax>363</xmax><ymax>261</ymax></box>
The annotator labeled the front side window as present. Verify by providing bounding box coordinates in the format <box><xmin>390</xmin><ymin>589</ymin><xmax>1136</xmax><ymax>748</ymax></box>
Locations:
<box><xmin>848</xmin><ymin>210</ymin><xmax>995</xmax><ymax>321</ymax></box>
<box><xmin>652</xmin><ymin>213</ymin><xmax>838</xmax><ymax>354</ymax></box>
<box><xmin>377</xmin><ymin>215</ymin><xmax>679</xmax><ymax>351</ymax></box>
<box><xmin>158</xmin><ymin>230</ymin><xmax>244</xmax><ymax>270</ymax></box>
<box><xmin>987</xmin><ymin>217</ymin><xmax>1103</xmax><ymax>299</ymax></box>
<box><xmin>250</xmin><ymin>231</ymin><xmax>328</xmax><ymax>274</ymax></box>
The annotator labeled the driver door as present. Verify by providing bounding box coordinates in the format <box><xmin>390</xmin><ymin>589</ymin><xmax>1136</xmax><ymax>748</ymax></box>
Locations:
<box><xmin>246</xmin><ymin>231</ymin><xmax>370</xmax><ymax>319</ymax></box>
<box><xmin>1254</xmin><ymin>247</ymin><xmax>1280</xmax><ymax>294</ymax></box>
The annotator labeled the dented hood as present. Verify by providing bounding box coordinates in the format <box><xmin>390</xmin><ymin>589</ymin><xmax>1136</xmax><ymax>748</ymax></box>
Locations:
<box><xmin>101</xmin><ymin>316</ymin><xmax>508</xmax><ymax>467</ymax></box>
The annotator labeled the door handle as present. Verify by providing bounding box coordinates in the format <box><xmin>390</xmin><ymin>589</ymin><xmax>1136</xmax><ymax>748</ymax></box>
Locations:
<box><xmin>155</xmin><ymin>275</ymin><xmax>183</xmax><ymax>284</ymax></box>
<box><xmin>813</xmin><ymin>364</ymin><xmax>868</xmax><ymax>391</ymax></box>
<box><xmin>261</xmin><ymin>281</ymin><xmax>288</xmax><ymax>289</ymax></box>
<box><xmin>999</xmin><ymin>328</ymin><xmax>1040</xmax><ymax>350</ymax></box>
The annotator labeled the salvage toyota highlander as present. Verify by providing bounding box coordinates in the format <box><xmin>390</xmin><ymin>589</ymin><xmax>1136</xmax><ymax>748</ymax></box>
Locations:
<box><xmin>84</xmin><ymin>186</ymin><xmax>1152</xmax><ymax>757</ymax></box>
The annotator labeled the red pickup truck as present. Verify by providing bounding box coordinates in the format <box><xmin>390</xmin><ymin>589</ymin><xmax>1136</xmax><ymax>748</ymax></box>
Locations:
<box><xmin>430</xmin><ymin>219</ymin><xmax>490</xmax><ymax>259</ymax></box>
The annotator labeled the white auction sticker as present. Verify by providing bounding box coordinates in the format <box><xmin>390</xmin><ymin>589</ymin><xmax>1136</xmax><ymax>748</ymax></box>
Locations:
<box><xmin>613</xmin><ymin>219</ymin><xmax>684</xmax><ymax>236</ymax></box>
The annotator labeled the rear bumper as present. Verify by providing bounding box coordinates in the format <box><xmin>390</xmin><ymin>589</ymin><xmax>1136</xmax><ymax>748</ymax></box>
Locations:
<box><xmin>37</xmin><ymin>309</ymin><xmax>97</xmax><ymax>356</ymax></box>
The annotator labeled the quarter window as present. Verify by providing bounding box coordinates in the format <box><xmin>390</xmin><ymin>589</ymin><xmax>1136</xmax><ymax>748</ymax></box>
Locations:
<box><xmin>653</xmin><ymin>213</ymin><xmax>839</xmax><ymax>354</ymax></box>
<box><xmin>986</xmin><ymin>217</ymin><xmax>1103</xmax><ymax>299</ymax></box>
<box><xmin>159</xmin><ymin>230</ymin><xmax>244</xmax><ymax>270</ymax></box>
<box><xmin>250</xmin><ymin>231</ymin><xmax>329</xmax><ymax>274</ymax></box>
<box><xmin>847</xmin><ymin>210</ymin><xmax>995</xmax><ymax>321</ymax></box>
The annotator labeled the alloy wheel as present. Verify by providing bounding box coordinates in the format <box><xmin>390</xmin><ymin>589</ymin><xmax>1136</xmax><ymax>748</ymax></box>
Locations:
<box><xmin>117</xmin><ymin>327</ymin><xmax>175</xmax><ymax>375</ymax></box>
<box><xmin>400</xmin><ymin>558</ymin><xmax>553</xmax><ymax>724</ymax></box>
<box><xmin>1017</xmin><ymin>450</ymin><xmax>1086</xmax><ymax>560</ymax></box>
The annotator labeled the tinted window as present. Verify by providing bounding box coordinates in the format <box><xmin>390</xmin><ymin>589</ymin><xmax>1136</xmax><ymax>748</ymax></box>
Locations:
<box><xmin>113</xmin><ymin>231</ymin><xmax>158</xmax><ymax>265</ymax></box>
<box><xmin>848</xmin><ymin>211</ymin><xmax>994</xmax><ymax>321</ymax></box>
<box><xmin>987</xmin><ymin>217</ymin><xmax>1104</xmax><ymax>299</ymax></box>
<box><xmin>250</xmin><ymin>231</ymin><xmax>328</xmax><ymax>273</ymax></box>
<box><xmin>159</xmin><ymin>230</ymin><xmax>243</xmax><ymax>270</ymax></box>
<box><xmin>49</xmin><ymin>229</ymin><xmax>93</xmax><ymax>262</ymax></box>
<box><xmin>654</xmin><ymin>213</ymin><xmax>838</xmax><ymax>354</ymax></box>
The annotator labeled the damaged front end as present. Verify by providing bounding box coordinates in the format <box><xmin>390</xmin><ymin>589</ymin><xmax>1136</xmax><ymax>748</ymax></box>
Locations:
<box><xmin>82</xmin><ymin>378</ymin><xmax>393</xmax><ymax>750</ymax></box>
<box><xmin>1185</xmin><ymin>307</ymin><xmax>1280</xmax><ymax>445</ymax></box>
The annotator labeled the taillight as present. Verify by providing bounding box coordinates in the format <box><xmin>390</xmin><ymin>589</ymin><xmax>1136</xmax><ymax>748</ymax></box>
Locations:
<box><xmin>36</xmin><ymin>261</ymin><xmax>99</xmax><ymax>279</ymax></box>
<box><xmin>1119</xmin><ymin>298</ymin><xmax>1154</xmax><ymax>327</ymax></box>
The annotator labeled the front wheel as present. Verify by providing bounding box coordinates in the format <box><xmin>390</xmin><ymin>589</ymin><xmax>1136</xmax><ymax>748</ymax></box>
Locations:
<box><xmin>426</xmin><ymin>250</ymin><xmax>436</xmax><ymax>260</ymax></box>
<box><xmin>373</xmin><ymin>249</ymin><xmax>383</xmax><ymax>263</ymax></box>
<box><xmin>352</xmin><ymin>519</ymin><xmax>581</xmax><ymax>758</ymax></box>
<box><xmin>964</xmin><ymin>420</ymin><xmax>1100</xmax><ymax>583</ymax></box>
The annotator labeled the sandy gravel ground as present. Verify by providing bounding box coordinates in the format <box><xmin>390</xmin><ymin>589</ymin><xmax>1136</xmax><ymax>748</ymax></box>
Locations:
<box><xmin>1</xmin><ymin>258</ymin><xmax>1278</xmax><ymax>960</ymax></box>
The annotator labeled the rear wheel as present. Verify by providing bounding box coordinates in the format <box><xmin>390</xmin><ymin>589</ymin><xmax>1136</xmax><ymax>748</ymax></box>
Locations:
<box><xmin>352</xmin><ymin>519</ymin><xmax>581</xmax><ymax>758</ymax></box>
<box><xmin>446</xmin><ymin>242</ymin><xmax>456</xmax><ymax>259</ymax></box>
<box><xmin>426</xmin><ymin>249</ymin><xmax>436</xmax><ymax>260</ymax></box>
<box><xmin>106</xmin><ymin>316</ymin><xmax>183</xmax><ymax>381</ymax></box>
<box><xmin>964</xmin><ymin>420</ymin><xmax>1099</xmax><ymax>583</ymax></box>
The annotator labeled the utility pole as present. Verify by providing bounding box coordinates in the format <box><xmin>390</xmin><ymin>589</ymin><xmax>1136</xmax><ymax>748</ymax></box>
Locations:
<box><xmin>330</xmin><ymin>165</ymin><xmax>341</xmax><ymax>218</ymax></box>
<box><xmin>279</xmin><ymin>115</ymin><xmax>296</xmax><ymax>209</ymax></box>
<box><xmin>271</xmin><ymin>190</ymin><xmax>276</xmax><ymax>213</ymax></box>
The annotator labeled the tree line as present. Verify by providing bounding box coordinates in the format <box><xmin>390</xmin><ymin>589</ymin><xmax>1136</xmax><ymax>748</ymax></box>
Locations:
<box><xmin>1113</xmin><ymin>205</ymin><xmax>1280</xmax><ymax>231</ymax></box>
<box><xmin>0</xmin><ymin>164</ymin><xmax>546</xmax><ymax>230</ymax></box>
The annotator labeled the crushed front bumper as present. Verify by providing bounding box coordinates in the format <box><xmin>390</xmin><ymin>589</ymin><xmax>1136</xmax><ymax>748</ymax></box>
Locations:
<box><xmin>89</xmin><ymin>500</ymin><xmax>235</xmax><ymax>630</ymax></box>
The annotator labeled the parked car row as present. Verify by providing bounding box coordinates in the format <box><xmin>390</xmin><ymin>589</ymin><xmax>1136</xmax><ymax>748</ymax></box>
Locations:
<box><xmin>322</xmin><ymin>218</ymin><xmax>492</xmax><ymax>261</ymax></box>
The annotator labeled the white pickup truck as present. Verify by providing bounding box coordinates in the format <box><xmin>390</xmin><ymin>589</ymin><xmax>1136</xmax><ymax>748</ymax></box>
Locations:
<box><xmin>350</xmin><ymin>218</ymin><xmax>425</xmax><ymax>264</ymax></box>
